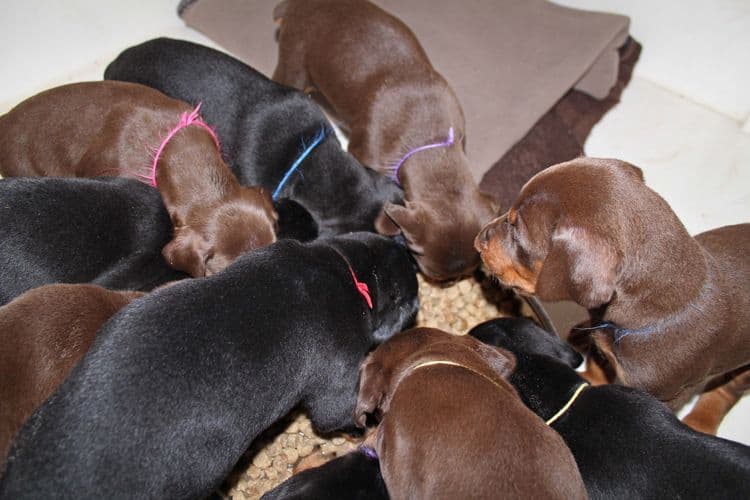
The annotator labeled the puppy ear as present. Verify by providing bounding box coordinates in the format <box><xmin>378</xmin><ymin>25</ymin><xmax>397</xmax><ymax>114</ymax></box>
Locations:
<box><xmin>375</xmin><ymin>202</ymin><xmax>425</xmax><ymax>252</ymax></box>
<box><xmin>613</xmin><ymin>160</ymin><xmax>645</xmax><ymax>182</ymax></box>
<box><xmin>478</xmin><ymin>192</ymin><xmax>501</xmax><ymax>222</ymax></box>
<box><xmin>161</xmin><ymin>229</ymin><xmax>213</xmax><ymax>278</ymax></box>
<box><xmin>536</xmin><ymin>225</ymin><xmax>620</xmax><ymax>309</ymax></box>
<box><xmin>354</xmin><ymin>357</ymin><xmax>386</xmax><ymax>428</ymax></box>
<box><xmin>374</xmin><ymin>205</ymin><xmax>401</xmax><ymax>236</ymax></box>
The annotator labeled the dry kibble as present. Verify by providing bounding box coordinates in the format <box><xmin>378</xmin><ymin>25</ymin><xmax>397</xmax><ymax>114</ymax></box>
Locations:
<box><xmin>267</xmin><ymin>442</ymin><xmax>282</xmax><ymax>457</ymax></box>
<box><xmin>285</xmin><ymin>420</ymin><xmax>299</xmax><ymax>433</ymax></box>
<box><xmin>265</xmin><ymin>466</ymin><xmax>278</xmax><ymax>480</ymax></box>
<box><xmin>288</xmin><ymin>434</ymin><xmax>300</xmax><ymax>448</ymax></box>
<box><xmin>247</xmin><ymin>465</ymin><xmax>262</xmax><ymax>480</ymax></box>
<box><xmin>284</xmin><ymin>448</ymin><xmax>299</xmax><ymax>463</ymax></box>
<box><xmin>299</xmin><ymin>443</ymin><xmax>314</xmax><ymax>457</ymax></box>
<box><xmin>252</xmin><ymin>450</ymin><xmax>271</xmax><ymax>468</ymax></box>
<box><xmin>457</xmin><ymin>279</ymin><xmax>472</xmax><ymax>294</ymax></box>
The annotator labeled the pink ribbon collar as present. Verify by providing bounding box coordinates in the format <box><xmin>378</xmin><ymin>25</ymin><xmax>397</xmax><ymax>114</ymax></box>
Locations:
<box><xmin>144</xmin><ymin>103</ymin><xmax>220</xmax><ymax>187</ymax></box>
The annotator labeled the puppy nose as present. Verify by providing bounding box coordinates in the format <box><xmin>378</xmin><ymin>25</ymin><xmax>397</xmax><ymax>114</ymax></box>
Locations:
<box><xmin>474</xmin><ymin>224</ymin><xmax>496</xmax><ymax>252</ymax></box>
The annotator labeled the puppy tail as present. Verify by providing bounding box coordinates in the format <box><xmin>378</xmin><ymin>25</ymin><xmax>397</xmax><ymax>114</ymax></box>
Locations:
<box><xmin>273</xmin><ymin>0</ymin><xmax>290</xmax><ymax>23</ymax></box>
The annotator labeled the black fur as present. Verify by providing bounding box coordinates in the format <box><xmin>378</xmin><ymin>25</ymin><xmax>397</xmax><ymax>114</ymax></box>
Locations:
<box><xmin>261</xmin><ymin>450</ymin><xmax>388</xmax><ymax>500</ymax></box>
<box><xmin>0</xmin><ymin>176</ymin><xmax>185</xmax><ymax>305</ymax></box>
<box><xmin>0</xmin><ymin>233</ymin><xmax>418</xmax><ymax>499</ymax></box>
<box><xmin>104</xmin><ymin>37</ymin><xmax>403</xmax><ymax>236</ymax></box>
<box><xmin>469</xmin><ymin>318</ymin><xmax>750</xmax><ymax>499</ymax></box>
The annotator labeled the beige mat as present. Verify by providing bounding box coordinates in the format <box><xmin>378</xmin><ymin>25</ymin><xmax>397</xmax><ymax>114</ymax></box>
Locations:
<box><xmin>179</xmin><ymin>0</ymin><xmax>630</xmax><ymax>183</ymax></box>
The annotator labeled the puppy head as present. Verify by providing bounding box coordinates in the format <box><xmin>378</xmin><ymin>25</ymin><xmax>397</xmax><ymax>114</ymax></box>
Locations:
<box><xmin>474</xmin><ymin>158</ymin><xmax>645</xmax><ymax>309</ymax></box>
<box><xmin>469</xmin><ymin>318</ymin><xmax>583</xmax><ymax>369</ymax></box>
<box><xmin>375</xmin><ymin>192</ymin><xmax>496</xmax><ymax>281</ymax></box>
<box><xmin>163</xmin><ymin>187</ymin><xmax>278</xmax><ymax>277</ymax></box>
<box><xmin>354</xmin><ymin>327</ymin><xmax>516</xmax><ymax>427</ymax></box>
<box><xmin>326</xmin><ymin>232</ymin><xmax>419</xmax><ymax>342</ymax></box>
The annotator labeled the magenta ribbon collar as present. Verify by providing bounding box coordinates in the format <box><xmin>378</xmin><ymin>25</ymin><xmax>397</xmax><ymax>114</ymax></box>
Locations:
<box><xmin>386</xmin><ymin>127</ymin><xmax>455</xmax><ymax>185</ymax></box>
<box><xmin>143</xmin><ymin>103</ymin><xmax>221</xmax><ymax>187</ymax></box>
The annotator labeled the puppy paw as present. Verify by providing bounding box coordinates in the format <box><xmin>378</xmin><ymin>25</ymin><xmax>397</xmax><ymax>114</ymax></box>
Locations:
<box><xmin>292</xmin><ymin>449</ymin><xmax>329</xmax><ymax>473</ymax></box>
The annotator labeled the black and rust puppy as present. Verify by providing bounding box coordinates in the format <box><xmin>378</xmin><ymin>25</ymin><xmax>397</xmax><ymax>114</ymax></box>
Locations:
<box><xmin>470</xmin><ymin>318</ymin><xmax>750</xmax><ymax>499</ymax></box>
<box><xmin>0</xmin><ymin>177</ymin><xmax>186</xmax><ymax>306</ymax></box>
<box><xmin>261</xmin><ymin>448</ymin><xmax>388</xmax><ymax>500</ymax></box>
<box><xmin>0</xmin><ymin>233</ymin><xmax>418</xmax><ymax>499</ymax></box>
<box><xmin>105</xmin><ymin>37</ymin><xmax>403</xmax><ymax>237</ymax></box>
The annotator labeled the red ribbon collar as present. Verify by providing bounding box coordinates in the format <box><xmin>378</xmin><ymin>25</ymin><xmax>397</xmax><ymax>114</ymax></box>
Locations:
<box><xmin>331</xmin><ymin>247</ymin><xmax>373</xmax><ymax>309</ymax></box>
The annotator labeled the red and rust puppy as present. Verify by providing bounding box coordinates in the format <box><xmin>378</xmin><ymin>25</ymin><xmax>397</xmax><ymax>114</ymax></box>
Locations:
<box><xmin>354</xmin><ymin>328</ymin><xmax>587</xmax><ymax>499</ymax></box>
<box><xmin>273</xmin><ymin>0</ymin><xmax>497</xmax><ymax>280</ymax></box>
<box><xmin>0</xmin><ymin>81</ymin><xmax>278</xmax><ymax>277</ymax></box>
<box><xmin>0</xmin><ymin>284</ymin><xmax>143</xmax><ymax>467</ymax></box>
<box><xmin>475</xmin><ymin>157</ymin><xmax>750</xmax><ymax>434</ymax></box>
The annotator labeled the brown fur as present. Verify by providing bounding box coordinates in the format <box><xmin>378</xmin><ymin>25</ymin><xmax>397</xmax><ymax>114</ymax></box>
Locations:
<box><xmin>354</xmin><ymin>327</ymin><xmax>587</xmax><ymax>499</ymax></box>
<box><xmin>0</xmin><ymin>81</ymin><xmax>278</xmax><ymax>277</ymax></box>
<box><xmin>475</xmin><ymin>157</ymin><xmax>750</xmax><ymax>431</ymax></box>
<box><xmin>273</xmin><ymin>0</ymin><xmax>497</xmax><ymax>280</ymax></box>
<box><xmin>0</xmin><ymin>284</ymin><xmax>143</xmax><ymax>467</ymax></box>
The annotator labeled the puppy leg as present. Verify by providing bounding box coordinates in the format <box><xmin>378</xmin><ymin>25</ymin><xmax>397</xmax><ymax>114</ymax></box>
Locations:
<box><xmin>682</xmin><ymin>367</ymin><xmax>750</xmax><ymax>435</ymax></box>
<box><xmin>293</xmin><ymin>449</ymin><xmax>330</xmax><ymax>473</ymax></box>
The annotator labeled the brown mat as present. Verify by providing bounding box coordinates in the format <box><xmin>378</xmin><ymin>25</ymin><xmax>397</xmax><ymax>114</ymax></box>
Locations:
<box><xmin>178</xmin><ymin>0</ymin><xmax>630</xmax><ymax>182</ymax></box>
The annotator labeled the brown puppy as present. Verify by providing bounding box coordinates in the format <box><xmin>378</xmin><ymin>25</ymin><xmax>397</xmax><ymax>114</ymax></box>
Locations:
<box><xmin>273</xmin><ymin>0</ymin><xmax>497</xmax><ymax>280</ymax></box>
<box><xmin>355</xmin><ymin>327</ymin><xmax>587</xmax><ymax>499</ymax></box>
<box><xmin>0</xmin><ymin>283</ymin><xmax>143</xmax><ymax>467</ymax></box>
<box><xmin>475</xmin><ymin>157</ymin><xmax>750</xmax><ymax>433</ymax></box>
<box><xmin>0</xmin><ymin>81</ymin><xmax>278</xmax><ymax>277</ymax></box>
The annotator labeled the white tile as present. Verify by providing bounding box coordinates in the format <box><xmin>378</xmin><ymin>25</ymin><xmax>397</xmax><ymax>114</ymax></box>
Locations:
<box><xmin>584</xmin><ymin>77</ymin><xmax>750</xmax><ymax>235</ymax></box>
<box><xmin>554</xmin><ymin>0</ymin><xmax>750</xmax><ymax>123</ymax></box>
<box><xmin>0</xmin><ymin>0</ymin><xmax>218</xmax><ymax>113</ymax></box>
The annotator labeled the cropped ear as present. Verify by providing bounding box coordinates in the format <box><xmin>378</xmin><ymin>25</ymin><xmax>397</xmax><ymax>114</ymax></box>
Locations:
<box><xmin>472</xmin><ymin>342</ymin><xmax>517</xmax><ymax>379</ymax></box>
<box><xmin>535</xmin><ymin>225</ymin><xmax>621</xmax><ymax>309</ymax></box>
<box><xmin>161</xmin><ymin>229</ymin><xmax>213</xmax><ymax>278</ymax></box>
<box><xmin>354</xmin><ymin>357</ymin><xmax>387</xmax><ymax>428</ymax></box>
<box><xmin>375</xmin><ymin>202</ymin><xmax>425</xmax><ymax>253</ymax></box>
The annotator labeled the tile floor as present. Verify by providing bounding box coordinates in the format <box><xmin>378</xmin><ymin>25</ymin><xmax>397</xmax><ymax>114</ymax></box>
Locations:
<box><xmin>1</xmin><ymin>0</ymin><xmax>747</xmax><ymax>444</ymax></box>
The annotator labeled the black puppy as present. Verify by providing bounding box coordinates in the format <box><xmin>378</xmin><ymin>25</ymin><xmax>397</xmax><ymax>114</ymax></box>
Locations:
<box><xmin>0</xmin><ymin>233</ymin><xmax>418</xmax><ymax>499</ymax></box>
<box><xmin>0</xmin><ymin>176</ymin><xmax>185</xmax><ymax>305</ymax></box>
<box><xmin>261</xmin><ymin>448</ymin><xmax>388</xmax><ymax>500</ymax></box>
<box><xmin>105</xmin><ymin>37</ymin><xmax>403</xmax><ymax>237</ymax></box>
<box><xmin>469</xmin><ymin>318</ymin><xmax>750</xmax><ymax>499</ymax></box>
